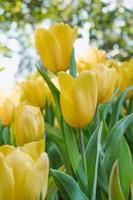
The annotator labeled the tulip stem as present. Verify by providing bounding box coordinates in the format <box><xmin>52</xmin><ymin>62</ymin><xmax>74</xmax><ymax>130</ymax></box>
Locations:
<box><xmin>79</xmin><ymin>128</ymin><xmax>87</xmax><ymax>174</ymax></box>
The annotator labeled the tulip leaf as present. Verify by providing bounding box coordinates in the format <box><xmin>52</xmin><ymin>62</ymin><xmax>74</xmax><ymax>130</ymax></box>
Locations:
<box><xmin>51</xmin><ymin>169</ymin><xmax>89</xmax><ymax>200</ymax></box>
<box><xmin>0</xmin><ymin>122</ymin><xmax>3</xmax><ymax>145</ymax></box>
<box><xmin>99</xmin><ymin>89</ymin><xmax>119</xmax><ymax>121</ymax></box>
<box><xmin>110</xmin><ymin>86</ymin><xmax>133</xmax><ymax>127</ymax></box>
<box><xmin>45</xmin><ymin>123</ymin><xmax>71</xmax><ymax>170</ymax></box>
<box><xmin>47</xmin><ymin>166</ymin><xmax>65</xmax><ymax>200</ymax></box>
<box><xmin>106</xmin><ymin>113</ymin><xmax>133</xmax><ymax>148</ymax></box>
<box><xmin>47</xmin><ymin>175</ymin><xmax>58</xmax><ymax>200</ymax></box>
<box><xmin>38</xmin><ymin>192</ymin><xmax>42</xmax><ymax>200</ymax></box>
<box><xmin>63</xmin><ymin>122</ymin><xmax>80</xmax><ymax>172</ymax></box>
<box><xmin>104</xmin><ymin>114</ymin><xmax>133</xmax><ymax>199</ymax></box>
<box><xmin>36</xmin><ymin>65</ymin><xmax>61</xmax><ymax>123</ymax></box>
<box><xmin>131</xmin><ymin>182</ymin><xmax>133</xmax><ymax>200</ymax></box>
<box><xmin>118</xmin><ymin>138</ymin><xmax>133</xmax><ymax>199</ymax></box>
<box><xmin>85</xmin><ymin>122</ymin><xmax>103</xmax><ymax>200</ymax></box>
<box><xmin>2</xmin><ymin>127</ymin><xmax>10</xmax><ymax>144</ymax></box>
<box><xmin>109</xmin><ymin>160</ymin><xmax>125</xmax><ymax>200</ymax></box>
<box><xmin>45</xmin><ymin>123</ymin><xmax>63</xmax><ymax>147</ymax></box>
<box><xmin>69</xmin><ymin>48</ymin><xmax>77</xmax><ymax>77</ymax></box>
<box><xmin>63</xmin><ymin>121</ymin><xmax>88</xmax><ymax>190</ymax></box>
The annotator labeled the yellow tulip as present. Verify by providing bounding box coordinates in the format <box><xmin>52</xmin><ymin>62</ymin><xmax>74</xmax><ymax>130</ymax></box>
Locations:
<box><xmin>35</xmin><ymin>23</ymin><xmax>77</xmax><ymax>73</ymax></box>
<box><xmin>0</xmin><ymin>140</ymin><xmax>49</xmax><ymax>200</ymax></box>
<box><xmin>85</xmin><ymin>48</ymin><xmax>106</xmax><ymax>64</ymax></box>
<box><xmin>0</xmin><ymin>98</ymin><xmax>14</xmax><ymax>126</ymax></box>
<box><xmin>13</xmin><ymin>104</ymin><xmax>44</xmax><ymax>145</ymax></box>
<box><xmin>77</xmin><ymin>48</ymin><xmax>106</xmax><ymax>72</ymax></box>
<box><xmin>93</xmin><ymin>64</ymin><xmax>118</xmax><ymax>104</ymax></box>
<box><xmin>58</xmin><ymin>71</ymin><xmax>97</xmax><ymax>128</ymax></box>
<box><xmin>119</xmin><ymin>59</ymin><xmax>133</xmax><ymax>98</ymax></box>
<box><xmin>19</xmin><ymin>73</ymin><xmax>52</xmax><ymax>109</ymax></box>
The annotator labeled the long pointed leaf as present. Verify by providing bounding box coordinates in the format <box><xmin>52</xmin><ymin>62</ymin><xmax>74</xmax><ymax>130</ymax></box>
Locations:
<box><xmin>86</xmin><ymin>122</ymin><xmax>103</xmax><ymax>199</ymax></box>
<box><xmin>109</xmin><ymin>161</ymin><xmax>125</xmax><ymax>200</ymax></box>
<box><xmin>36</xmin><ymin>65</ymin><xmax>61</xmax><ymax>122</ymax></box>
<box><xmin>51</xmin><ymin>169</ymin><xmax>89</xmax><ymax>200</ymax></box>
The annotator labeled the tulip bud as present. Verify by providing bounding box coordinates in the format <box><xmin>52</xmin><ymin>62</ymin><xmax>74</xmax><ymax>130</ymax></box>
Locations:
<box><xmin>93</xmin><ymin>64</ymin><xmax>118</xmax><ymax>104</ymax></box>
<box><xmin>13</xmin><ymin>104</ymin><xmax>44</xmax><ymax>145</ymax></box>
<box><xmin>19</xmin><ymin>73</ymin><xmax>52</xmax><ymax>109</ymax></box>
<box><xmin>0</xmin><ymin>98</ymin><xmax>14</xmax><ymax>126</ymax></box>
<box><xmin>35</xmin><ymin>23</ymin><xmax>77</xmax><ymax>73</ymax></box>
<box><xmin>58</xmin><ymin>71</ymin><xmax>98</xmax><ymax>128</ymax></box>
<box><xmin>0</xmin><ymin>140</ymin><xmax>49</xmax><ymax>200</ymax></box>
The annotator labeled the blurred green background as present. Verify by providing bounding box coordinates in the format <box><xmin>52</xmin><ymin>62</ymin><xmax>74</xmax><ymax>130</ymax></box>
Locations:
<box><xmin>0</xmin><ymin>0</ymin><xmax>133</xmax><ymax>75</ymax></box>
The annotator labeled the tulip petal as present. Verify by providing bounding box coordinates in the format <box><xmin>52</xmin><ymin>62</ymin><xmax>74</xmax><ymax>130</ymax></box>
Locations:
<box><xmin>20</xmin><ymin>140</ymin><xmax>45</xmax><ymax>160</ymax></box>
<box><xmin>0</xmin><ymin>153</ymin><xmax>15</xmax><ymax>200</ymax></box>
<box><xmin>24</xmin><ymin>152</ymin><xmax>49</xmax><ymax>200</ymax></box>
<box><xmin>0</xmin><ymin>145</ymin><xmax>15</xmax><ymax>156</ymax></box>
<box><xmin>50</xmin><ymin>23</ymin><xmax>77</xmax><ymax>69</ymax></box>
<box><xmin>35</xmin><ymin>28</ymin><xmax>63</xmax><ymax>72</ymax></box>
<box><xmin>5</xmin><ymin>149</ymin><xmax>33</xmax><ymax>200</ymax></box>
<box><xmin>58</xmin><ymin>71</ymin><xmax>74</xmax><ymax>95</ymax></box>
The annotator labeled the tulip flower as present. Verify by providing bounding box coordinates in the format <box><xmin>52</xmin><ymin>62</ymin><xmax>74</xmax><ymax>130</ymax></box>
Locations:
<box><xmin>119</xmin><ymin>59</ymin><xmax>133</xmax><ymax>98</ymax></box>
<box><xmin>58</xmin><ymin>71</ymin><xmax>97</xmax><ymax>128</ymax></box>
<box><xmin>19</xmin><ymin>73</ymin><xmax>52</xmax><ymax>109</ymax></box>
<box><xmin>35</xmin><ymin>23</ymin><xmax>77</xmax><ymax>73</ymax></box>
<box><xmin>77</xmin><ymin>48</ymin><xmax>106</xmax><ymax>72</ymax></box>
<box><xmin>93</xmin><ymin>64</ymin><xmax>118</xmax><ymax>104</ymax></box>
<box><xmin>0</xmin><ymin>140</ymin><xmax>49</xmax><ymax>200</ymax></box>
<box><xmin>0</xmin><ymin>98</ymin><xmax>14</xmax><ymax>126</ymax></box>
<box><xmin>13</xmin><ymin>104</ymin><xmax>44</xmax><ymax>145</ymax></box>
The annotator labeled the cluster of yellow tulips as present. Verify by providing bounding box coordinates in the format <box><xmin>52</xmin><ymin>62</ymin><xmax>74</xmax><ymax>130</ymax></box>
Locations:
<box><xmin>0</xmin><ymin>23</ymin><xmax>133</xmax><ymax>200</ymax></box>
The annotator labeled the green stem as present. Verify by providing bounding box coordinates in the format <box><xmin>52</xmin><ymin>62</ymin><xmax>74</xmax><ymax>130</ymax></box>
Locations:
<box><xmin>79</xmin><ymin>128</ymin><xmax>87</xmax><ymax>174</ymax></box>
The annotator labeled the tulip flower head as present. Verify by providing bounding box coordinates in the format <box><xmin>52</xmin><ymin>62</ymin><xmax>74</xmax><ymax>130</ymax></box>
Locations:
<box><xmin>93</xmin><ymin>64</ymin><xmax>118</xmax><ymax>104</ymax></box>
<box><xmin>0</xmin><ymin>98</ymin><xmax>14</xmax><ymax>126</ymax></box>
<box><xmin>0</xmin><ymin>140</ymin><xmax>49</xmax><ymax>200</ymax></box>
<box><xmin>19</xmin><ymin>73</ymin><xmax>52</xmax><ymax>109</ymax></box>
<box><xmin>35</xmin><ymin>23</ymin><xmax>77</xmax><ymax>73</ymax></box>
<box><xmin>77</xmin><ymin>48</ymin><xmax>106</xmax><ymax>72</ymax></box>
<box><xmin>58</xmin><ymin>71</ymin><xmax>98</xmax><ymax>128</ymax></box>
<box><xmin>119</xmin><ymin>59</ymin><xmax>133</xmax><ymax>98</ymax></box>
<box><xmin>13</xmin><ymin>104</ymin><xmax>45</xmax><ymax>145</ymax></box>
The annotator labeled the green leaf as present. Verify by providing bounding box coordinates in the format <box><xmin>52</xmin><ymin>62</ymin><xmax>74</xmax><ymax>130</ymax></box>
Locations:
<box><xmin>45</xmin><ymin>123</ymin><xmax>63</xmax><ymax>147</ymax></box>
<box><xmin>63</xmin><ymin>122</ymin><xmax>80</xmax><ymax>172</ymax></box>
<box><xmin>119</xmin><ymin>138</ymin><xmax>133</xmax><ymax>199</ymax></box>
<box><xmin>63</xmin><ymin>121</ymin><xmax>87</xmax><ymax>190</ymax></box>
<box><xmin>45</xmin><ymin>122</ymin><xmax>71</xmax><ymax>171</ymax></box>
<box><xmin>47</xmin><ymin>176</ymin><xmax>58</xmax><ymax>200</ymax></box>
<box><xmin>104</xmin><ymin>114</ymin><xmax>133</xmax><ymax>199</ymax></box>
<box><xmin>131</xmin><ymin>182</ymin><xmax>133</xmax><ymax>200</ymax></box>
<box><xmin>101</xmin><ymin>120</ymin><xmax>108</xmax><ymax>149</ymax></box>
<box><xmin>69</xmin><ymin>48</ymin><xmax>77</xmax><ymax>77</ymax></box>
<box><xmin>106</xmin><ymin>113</ymin><xmax>133</xmax><ymax>148</ymax></box>
<box><xmin>85</xmin><ymin>122</ymin><xmax>103</xmax><ymax>200</ymax></box>
<box><xmin>0</xmin><ymin>123</ymin><xmax>4</xmax><ymax>145</ymax></box>
<box><xmin>51</xmin><ymin>169</ymin><xmax>89</xmax><ymax>200</ymax></box>
<box><xmin>47</xmin><ymin>166</ymin><xmax>65</xmax><ymax>200</ymax></box>
<box><xmin>38</xmin><ymin>192</ymin><xmax>43</xmax><ymax>200</ymax></box>
<box><xmin>45</xmin><ymin>102</ymin><xmax>54</xmax><ymax>125</ymax></box>
<box><xmin>109</xmin><ymin>161</ymin><xmax>125</xmax><ymax>200</ymax></box>
<box><xmin>36</xmin><ymin>65</ymin><xmax>61</xmax><ymax>123</ymax></box>
<box><xmin>2</xmin><ymin>127</ymin><xmax>10</xmax><ymax>144</ymax></box>
<box><xmin>110</xmin><ymin>86</ymin><xmax>133</xmax><ymax>126</ymax></box>
<box><xmin>99</xmin><ymin>89</ymin><xmax>119</xmax><ymax>121</ymax></box>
